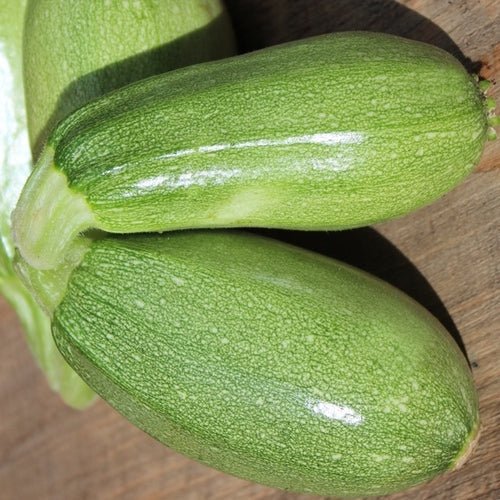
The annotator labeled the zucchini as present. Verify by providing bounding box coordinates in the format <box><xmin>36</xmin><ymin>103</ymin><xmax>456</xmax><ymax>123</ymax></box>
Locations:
<box><xmin>2</xmin><ymin>0</ymin><xmax>235</xmax><ymax>407</ymax></box>
<box><xmin>13</xmin><ymin>32</ymin><xmax>497</xmax><ymax>271</ymax></box>
<box><xmin>25</xmin><ymin>230</ymin><xmax>479</xmax><ymax>497</ymax></box>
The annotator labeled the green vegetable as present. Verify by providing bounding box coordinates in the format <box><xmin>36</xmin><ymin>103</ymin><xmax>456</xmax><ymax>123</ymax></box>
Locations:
<box><xmin>2</xmin><ymin>0</ymin><xmax>235</xmax><ymax>407</ymax></box>
<box><xmin>13</xmin><ymin>32</ymin><xmax>497</xmax><ymax>272</ymax></box>
<box><xmin>22</xmin><ymin>230</ymin><xmax>479</xmax><ymax>497</ymax></box>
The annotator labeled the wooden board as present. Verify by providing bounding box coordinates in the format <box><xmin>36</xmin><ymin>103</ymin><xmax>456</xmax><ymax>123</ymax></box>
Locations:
<box><xmin>0</xmin><ymin>1</ymin><xmax>498</xmax><ymax>498</ymax></box>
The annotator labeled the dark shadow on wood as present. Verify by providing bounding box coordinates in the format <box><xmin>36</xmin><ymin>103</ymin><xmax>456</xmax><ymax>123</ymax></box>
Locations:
<box><xmin>225</xmin><ymin>0</ymin><xmax>480</xmax><ymax>73</ymax></box>
<box><xmin>254</xmin><ymin>227</ymin><xmax>469</xmax><ymax>362</ymax></box>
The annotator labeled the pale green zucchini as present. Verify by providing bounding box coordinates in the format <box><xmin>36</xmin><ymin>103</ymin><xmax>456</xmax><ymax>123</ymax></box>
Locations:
<box><xmin>26</xmin><ymin>230</ymin><xmax>479</xmax><ymax>497</ymax></box>
<box><xmin>13</xmin><ymin>31</ymin><xmax>497</xmax><ymax>272</ymax></box>
<box><xmin>2</xmin><ymin>0</ymin><xmax>235</xmax><ymax>407</ymax></box>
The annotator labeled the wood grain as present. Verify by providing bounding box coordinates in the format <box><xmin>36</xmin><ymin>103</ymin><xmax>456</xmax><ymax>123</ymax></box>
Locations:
<box><xmin>0</xmin><ymin>1</ymin><xmax>498</xmax><ymax>498</ymax></box>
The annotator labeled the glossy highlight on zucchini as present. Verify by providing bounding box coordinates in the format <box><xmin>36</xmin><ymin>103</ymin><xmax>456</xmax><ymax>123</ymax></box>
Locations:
<box><xmin>13</xmin><ymin>31</ymin><xmax>497</xmax><ymax>271</ymax></box>
<box><xmin>44</xmin><ymin>230</ymin><xmax>479</xmax><ymax>497</ymax></box>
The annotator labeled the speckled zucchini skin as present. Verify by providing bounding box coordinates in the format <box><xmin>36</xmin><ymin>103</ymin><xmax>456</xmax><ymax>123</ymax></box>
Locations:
<box><xmin>52</xmin><ymin>230</ymin><xmax>479</xmax><ymax>497</ymax></box>
<box><xmin>50</xmin><ymin>31</ymin><xmax>489</xmax><ymax>232</ymax></box>
<box><xmin>24</xmin><ymin>0</ymin><xmax>236</xmax><ymax>160</ymax></box>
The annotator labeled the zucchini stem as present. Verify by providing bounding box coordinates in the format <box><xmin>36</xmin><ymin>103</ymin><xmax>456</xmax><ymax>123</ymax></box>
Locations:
<box><xmin>479</xmin><ymin>78</ymin><xmax>499</xmax><ymax>141</ymax></box>
<box><xmin>451</xmin><ymin>420</ymin><xmax>481</xmax><ymax>472</ymax></box>
<box><xmin>12</xmin><ymin>146</ymin><xmax>96</xmax><ymax>271</ymax></box>
<box><xmin>14</xmin><ymin>235</ymin><xmax>92</xmax><ymax>316</ymax></box>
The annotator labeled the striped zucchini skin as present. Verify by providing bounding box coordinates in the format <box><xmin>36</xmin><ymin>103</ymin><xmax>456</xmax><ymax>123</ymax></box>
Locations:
<box><xmin>52</xmin><ymin>230</ymin><xmax>479</xmax><ymax>497</ymax></box>
<box><xmin>14</xmin><ymin>32</ymin><xmax>493</xmax><ymax>271</ymax></box>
